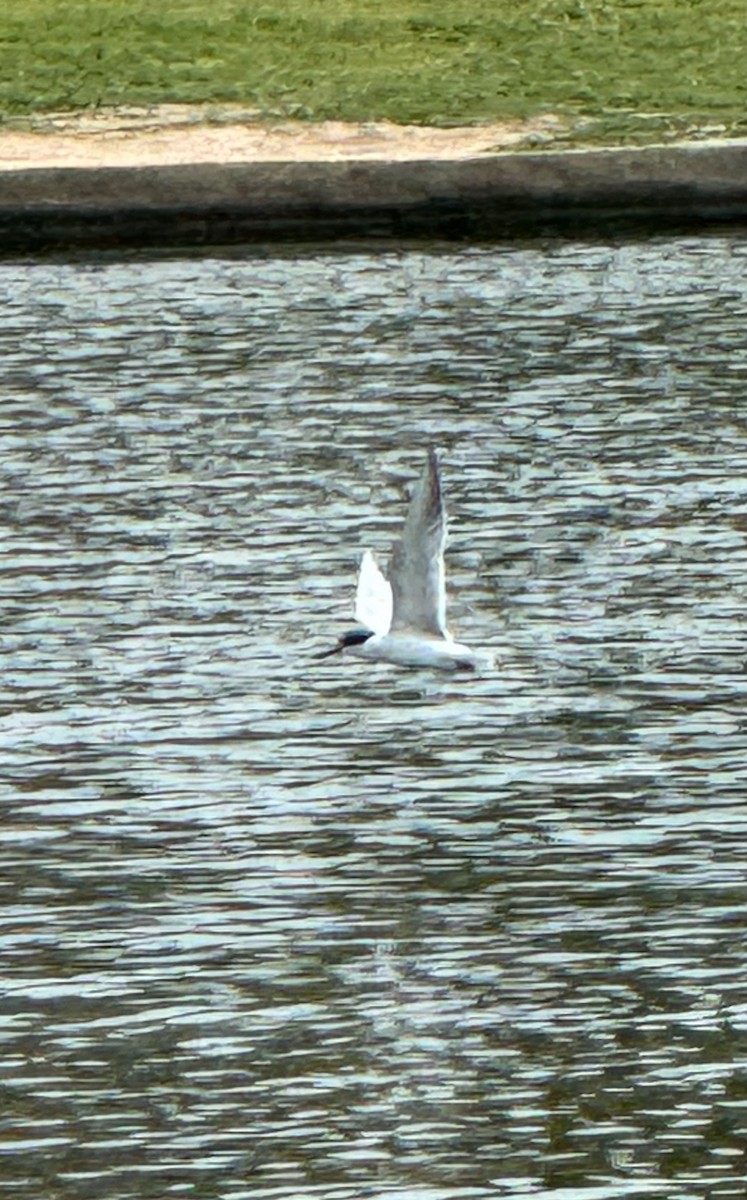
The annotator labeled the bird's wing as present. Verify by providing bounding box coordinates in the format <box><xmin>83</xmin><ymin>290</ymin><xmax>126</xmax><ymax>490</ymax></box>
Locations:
<box><xmin>388</xmin><ymin>449</ymin><xmax>448</xmax><ymax>638</ymax></box>
<box><xmin>355</xmin><ymin>549</ymin><xmax>393</xmax><ymax>636</ymax></box>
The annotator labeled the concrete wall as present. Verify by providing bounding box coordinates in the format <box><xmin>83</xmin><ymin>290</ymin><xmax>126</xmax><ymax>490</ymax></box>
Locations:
<box><xmin>1</xmin><ymin>139</ymin><xmax>745</xmax><ymax>250</ymax></box>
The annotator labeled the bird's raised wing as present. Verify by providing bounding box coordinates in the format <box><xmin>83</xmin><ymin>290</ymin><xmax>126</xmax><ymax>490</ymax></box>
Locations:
<box><xmin>355</xmin><ymin>549</ymin><xmax>393</xmax><ymax>636</ymax></box>
<box><xmin>388</xmin><ymin>449</ymin><xmax>448</xmax><ymax>638</ymax></box>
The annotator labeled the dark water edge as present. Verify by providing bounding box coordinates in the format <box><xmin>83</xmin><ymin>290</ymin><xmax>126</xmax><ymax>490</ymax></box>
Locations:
<box><xmin>1</xmin><ymin>202</ymin><xmax>746</xmax><ymax>254</ymax></box>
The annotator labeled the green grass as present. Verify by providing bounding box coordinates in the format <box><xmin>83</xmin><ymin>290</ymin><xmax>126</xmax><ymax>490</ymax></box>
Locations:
<box><xmin>0</xmin><ymin>0</ymin><xmax>745</xmax><ymax>140</ymax></box>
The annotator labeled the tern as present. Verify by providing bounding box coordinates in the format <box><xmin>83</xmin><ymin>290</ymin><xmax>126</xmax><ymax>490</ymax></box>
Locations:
<box><xmin>316</xmin><ymin>450</ymin><xmax>482</xmax><ymax>671</ymax></box>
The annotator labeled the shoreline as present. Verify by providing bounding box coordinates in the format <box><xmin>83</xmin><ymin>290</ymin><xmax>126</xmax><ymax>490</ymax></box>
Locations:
<box><xmin>0</xmin><ymin>111</ymin><xmax>745</xmax><ymax>250</ymax></box>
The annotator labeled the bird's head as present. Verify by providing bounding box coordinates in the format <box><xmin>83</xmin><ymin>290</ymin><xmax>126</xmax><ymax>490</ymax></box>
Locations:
<box><xmin>314</xmin><ymin>628</ymin><xmax>375</xmax><ymax>659</ymax></box>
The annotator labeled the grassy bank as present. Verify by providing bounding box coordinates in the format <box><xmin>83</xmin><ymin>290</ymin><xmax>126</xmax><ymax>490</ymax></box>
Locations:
<box><xmin>1</xmin><ymin>0</ymin><xmax>744</xmax><ymax>141</ymax></box>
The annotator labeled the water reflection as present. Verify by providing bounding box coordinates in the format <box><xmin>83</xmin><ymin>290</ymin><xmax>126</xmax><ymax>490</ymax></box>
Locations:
<box><xmin>1</xmin><ymin>238</ymin><xmax>747</xmax><ymax>1199</ymax></box>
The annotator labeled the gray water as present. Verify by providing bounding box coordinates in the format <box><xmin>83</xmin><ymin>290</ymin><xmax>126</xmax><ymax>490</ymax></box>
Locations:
<box><xmin>1</xmin><ymin>238</ymin><xmax>747</xmax><ymax>1200</ymax></box>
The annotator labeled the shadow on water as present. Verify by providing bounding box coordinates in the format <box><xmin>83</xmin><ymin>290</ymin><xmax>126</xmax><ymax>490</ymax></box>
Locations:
<box><xmin>1</xmin><ymin>238</ymin><xmax>747</xmax><ymax>1199</ymax></box>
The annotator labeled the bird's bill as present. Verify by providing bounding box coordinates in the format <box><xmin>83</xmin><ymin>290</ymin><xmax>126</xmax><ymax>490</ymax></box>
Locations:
<box><xmin>313</xmin><ymin>642</ymin><xmax>344</xmax><ymax>659</ymax></box>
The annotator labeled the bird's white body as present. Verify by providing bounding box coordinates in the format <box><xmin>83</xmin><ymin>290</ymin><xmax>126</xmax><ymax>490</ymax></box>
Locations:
<box><xmin>349</xmin><ymin>631</ymin><xmax>479</xmax><ymax>672</ymax></box>
<box><xmin>317</xmin><ymin>450</ymin><xmax>487</xmax><ymax>673</ymax></box>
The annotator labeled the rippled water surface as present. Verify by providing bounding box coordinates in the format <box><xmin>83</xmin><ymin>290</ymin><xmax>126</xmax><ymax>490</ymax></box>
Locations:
<box><xmin>2</xmin><ymin>238</ymin><xmax>747</xmax><ymax>1200</ymax></box>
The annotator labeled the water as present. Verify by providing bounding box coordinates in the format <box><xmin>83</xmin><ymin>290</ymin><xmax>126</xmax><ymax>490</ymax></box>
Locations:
<box><xmin>1</xmin><ymin>237</ymin><xmax>747</xmax><ymax>1200</ymax></box>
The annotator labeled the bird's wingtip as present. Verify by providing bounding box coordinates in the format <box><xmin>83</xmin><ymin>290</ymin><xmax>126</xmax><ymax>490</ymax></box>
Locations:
<box><xmin>425</xmin><ymin>448</ymin><xmax>443</xmax><ymax>489</ymax></box>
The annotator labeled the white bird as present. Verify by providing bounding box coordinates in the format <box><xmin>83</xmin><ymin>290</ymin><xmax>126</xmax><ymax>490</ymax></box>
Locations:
<box><xmin>316</xmin><ymin>450</ymin><xmax>482</xmax><ymax>671</ymax></box>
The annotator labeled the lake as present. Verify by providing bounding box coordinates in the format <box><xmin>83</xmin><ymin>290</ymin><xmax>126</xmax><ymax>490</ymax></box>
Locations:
<box><xmin>1</xmin><ymin>237</ymin><xmax>746</xmax><ymax>1200</ymax></box>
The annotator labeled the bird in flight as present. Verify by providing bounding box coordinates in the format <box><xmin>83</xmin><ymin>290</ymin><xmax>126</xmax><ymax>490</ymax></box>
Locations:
<box><xmin>316</xmin><ymin>450</ymin><xmax>483</xmax><ymax>672</ymax></box>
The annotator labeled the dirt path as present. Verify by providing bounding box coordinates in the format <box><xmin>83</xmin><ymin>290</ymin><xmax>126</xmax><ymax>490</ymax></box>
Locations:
<box><xmin>0</xmin><ymin>105</ymin><xmax>567</xmax><ymax>169</ymax></box>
